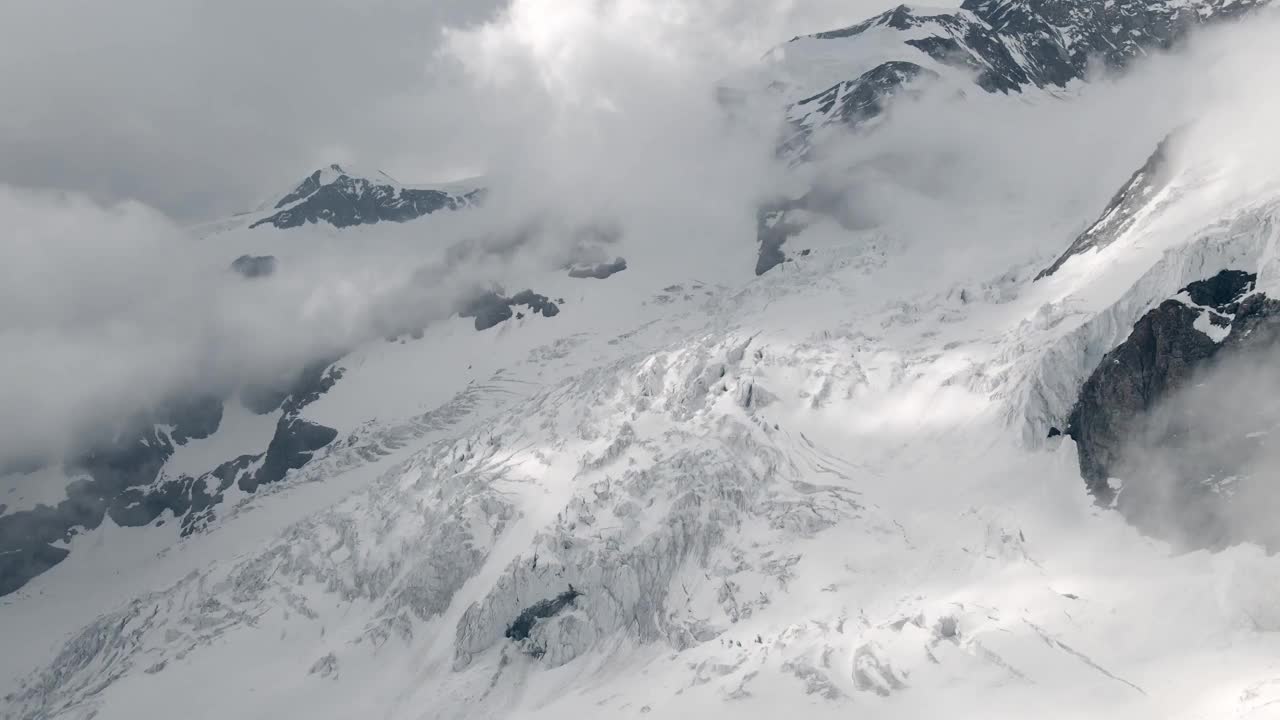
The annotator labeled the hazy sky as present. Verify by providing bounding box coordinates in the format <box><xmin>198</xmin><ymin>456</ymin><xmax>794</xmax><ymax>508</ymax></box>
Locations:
<box><xmin>1</xmin><ymin>0</ymin><xmax>1272</xmax><ymax>465</ymax></box>
<box><xmin>0</xmin><ymin>0</ymin><xmax>916</xmax><ymax>221</ymax></box>
<box><xmin>0</xmin><ymin>0</ymin><xmax>929</xmax><ymax>461</ymax></box>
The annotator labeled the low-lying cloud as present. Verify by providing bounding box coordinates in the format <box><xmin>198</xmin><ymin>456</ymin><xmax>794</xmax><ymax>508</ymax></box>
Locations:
<box><xmin>1114</xmin><ymin>343</ymin><xmax>1280</xmax><ymax>551</ymax></box>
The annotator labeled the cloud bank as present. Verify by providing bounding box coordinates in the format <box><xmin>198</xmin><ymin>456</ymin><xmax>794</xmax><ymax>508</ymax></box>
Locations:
<box><xmin>2</xmin><ymin>0</ymin><xmax>1278</xmax><ymax>473</ymax></box>
<box><xmin>0</xmin><ymin>0</ymin><xmax>909</xmax><ymax>221</ymax></box>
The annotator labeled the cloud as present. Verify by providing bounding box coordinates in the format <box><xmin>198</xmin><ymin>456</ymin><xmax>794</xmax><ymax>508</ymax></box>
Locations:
<box><xmin>772</xmin><ymin>6</ymin><xmax>1280</xmax><ymax>291</ymax></box>
<box><xmin>1112</xmin><ymin>343</ymin><xmax>1280</xmax><ymax>551</ymax></box>
<box><xmin>0</xmin><ymin>0</ymin><xmax>504</xmax><ymax>221</ymax></box>
<box><xmin>0</xmin><ymin>187</ymin><xmax>396</xmax><ymax>462</ymax></box>
<box><xmin>1</xmin><ymin>0</ymin><xmax>1276</xmax><ymax>473</ymax></box>
<box><xmin>0</xmin><ymin>0</ymin><xmax>927</xmax><ymax>466</ymax></box>
<box><xmin>0</xmin><ymin>0</ymin><xmax>913</xmax><ymax>221</ymax></box>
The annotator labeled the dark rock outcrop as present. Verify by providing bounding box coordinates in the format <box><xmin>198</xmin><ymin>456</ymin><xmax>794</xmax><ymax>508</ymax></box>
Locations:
<box><xmin>964</xmin><ymin>0</ymin><xmax>1267</xmax><ymax>74</ymax></box>
<box><xmin>506</xmin><ymin>585</ymin><xmax>583</xmax><ymax>655</ymax></box>
<box><xmin>509</xmin><ymin>290</ymin><xmax>559</xmax><ymax>319</ymax></box>
<box><xmin>458</xmin><ymin>290</ymin><xmax>560</xmax><ymax>331</ymax></box>
<box><xmin>1064</xmin><ymin>270</ymin><xmax>1280</xmax><ymax>548</ymax></box>
<box><xmin>788</xmin><ymin>60</ymin><xmax>939</xmax><ymax>141</ymax></box>
<box><xmin>0</xmin><ymin>543</ymin><xmax>68</xmax><ymax>598</ymax></box>
<box><xmin>0</xmin><ymin>364</ymin><xmax>343</xmax><ymax>596</ymax></box>
<box><xmin>1068</xmin><ymin>270</ymin><xmax>1257</xmax><ymax>495</ymax></box>
<box><xmin>568</xmin><ymin>258</ymin><xmax>627</xmax><ymax>279</ymax></box>
<box><xmin>251</xmin><ymin>165</ymin><xmax>478</xmax><ymax>230</ymax></box>
<box><xmin>755</xmin><ymin>197</ymin><xmax>810</xmax><ymax>276</ymax></box>
<box><xmin>230</xmin><ymin>254</ymin><xmax>278</xmax><ymax>279</ymax></box>
<box><xmin>459</xmin><ymin>291</ymin><xmax>514</xmax><ymax>331</ymax></box>
<box><xmin>1068</xmin><ymin>300</ymin><xmax>1221</xmax><ymax>495</ymax></box>
<box><xmin>785</xmin><ymin>0</ymin><xmax>1268</xmax><ymax>141</ymax></box>
<box><xmin>238</xmin><ymin>418</ymin><xmax>339</xmax><ymax>494</ymax></box>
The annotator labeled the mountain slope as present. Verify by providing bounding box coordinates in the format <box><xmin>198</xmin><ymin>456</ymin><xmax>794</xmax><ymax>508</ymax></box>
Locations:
<box><xmin>252</xmin><ymin>164</ymin><xmax>480</xmax><ymax>230</ymax></box>
<box><xmin>750</xmin><ymin>0</ymin><xmax>1268</xmax><ymax>275</ymax></box>
<box><xmin>6</xmin><ymin>2</ymin><xmax>1280</xmax><ymax>719</ymax></box>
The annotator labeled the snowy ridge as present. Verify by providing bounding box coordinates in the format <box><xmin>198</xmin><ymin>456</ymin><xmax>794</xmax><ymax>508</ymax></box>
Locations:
<box><xmin>753</xmin><ymin>0</ymin><xmax>1269</xmax><ymax>145</ymax></box>
<box><xmin>250</xmin><ymin>164</ymin><xmax>480</xmax><ymax>230</ymax></box>
<box><xmin>1010</xmin><ymin>204</ymin><xmax>1280</xmax><ymax>444</ymax></box>
<box><xmin>190</xmin><ymin>164</ymin><xmax>482</xmax><ymax>235</ymax></box>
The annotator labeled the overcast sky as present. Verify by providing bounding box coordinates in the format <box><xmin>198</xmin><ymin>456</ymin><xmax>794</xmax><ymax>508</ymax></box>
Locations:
<box><xmin>0</xmin><ymin>0</ymin><xmax>914</xmax><ymax>222</ymax></box>
<box><xmin>0</xmin><ymin>0</ymin><xmax>934</xmax><ymax>462</ymax></box>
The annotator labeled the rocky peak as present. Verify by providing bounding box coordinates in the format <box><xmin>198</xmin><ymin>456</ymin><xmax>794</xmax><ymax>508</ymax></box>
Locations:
<box><xmin>963</xmin><ymin>0</ymin><xmax>1269</xmax><ymax>72</ymax></box>
<box><xmin>251</xmin><ymin>164</ymin><xmax>481</xmax><ymax>230</ymax></box>
<box><xmin>779</xmin><ymin>0</ymin><xmax>1270</xmax><ymax>143</ymax></box>
<box><xmin>808</xmin><ymin>4</ymin><xmax>939</xmax><ymax>39</ymax></box>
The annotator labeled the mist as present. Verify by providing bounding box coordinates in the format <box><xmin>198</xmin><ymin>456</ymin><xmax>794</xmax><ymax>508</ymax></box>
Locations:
<box><xmin>2</xmin><ymin>0</ymin><xmax>1278</xmax><ymax>476</ymax></box>
<box><xmin>0</xmin><ymin>0</ymin><xmax>912</xmax><ymax>221</ymax></box>
<box><xmin>1113</xmin><ymin>336</ymin><xmax>1280</xmax><ymax>551</ymax></box>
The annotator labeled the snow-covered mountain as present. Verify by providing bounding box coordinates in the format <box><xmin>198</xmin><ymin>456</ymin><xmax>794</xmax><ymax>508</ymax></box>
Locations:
<box><xmin>0</xmin><ymin>166</ymin><xmax>489</xmax><ymax>599</ymax></box>
<box><xmin>747</xmin><ymin>0</ymin><xmax>1268</xmax><ymax>273</ymax></box>
<box><xmin>190</xmin><ymin>164</ymin><xmax>482</xmax><ymax>235</ymax></box>
<box><xmin>5</xmin><ymin>1</ymin><xmax>1280</xmax><ymax>719</ymax></box>
<box><xmin>761</xmin><ymin>0</ymin><xmax>1265</xmax><ymax>142</ymax></box>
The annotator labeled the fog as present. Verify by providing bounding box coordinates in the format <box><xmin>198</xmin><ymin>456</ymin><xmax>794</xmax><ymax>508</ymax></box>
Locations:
<box><xmin>0</xmin><ymin>0</ymin><xmax>912</xmax><ymax>221</ymax></box>
<box><xmin>1115</xmin><ymin>344</ymin><xmax>1280</xmax><ymax>551</ymax></box>
<box><xmin>1</xmin><ymin>0</ymin><xmax>1278</xmax><ymax>472</ymax></box>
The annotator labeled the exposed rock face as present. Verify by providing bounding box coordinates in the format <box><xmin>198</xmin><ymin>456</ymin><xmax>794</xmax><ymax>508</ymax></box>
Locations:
<box><xmin>238</xmin><ymin>418</ymin><xmax>339</xmax><ymax>494</ymax></box>
<box><xmin>754</xmin><ymin>187</ymin><xmax>859</xmax><ymax>275</ymax></box>
<box><xmin>0</xmin><ymin>396</ymin><xmax>223</xmax><ymax>596</ymax></box>
<box><xmin>230</xmin><ymin>254</ymin><xmax>278</xmax><ymax>278</ymax></box>
<box><xmin>250</xmin><ymin>165</ymin><xmax>479</xmax><ymax>230</ymax></box>
<box><xmin>0</xmin><ymin>362</ymin><xmax>344</xmax><ymax>596</ymax></box>
<box><xmin>786</xmin><ymin>0</ymin><xmax>1267</xmax><ymax>140</ymax></box>
<box><xmin>505</xmin><ymin>586</ymin><xmax>584</xmax><ymax>658</ymax></box>
<box><xmin>1068</xmin><ymin>270</ymin><xmax>1256</xmax><ymax>494</ymax></box>
<box><xmin>964</xmin><ymin>0</ymin><xmax>1267</xmax><ymax>73</ymax></box>
<box><xmin>458</xmin><ymin>290</ymin><xmax>561</xmax><ymax>331</ymax></box>
<box><xmin>568</xmin><ymin>258</ymin><xmax>627</xmax><ymax>280</ymax></box>
<box><xmin>786</xmin><ymin>60</ymin><xmax>939</xmax><ymax>145</ymax></box>
<box><xmin>755</xmin><ymin>197</ymin><xmax>809</xmax><ymax>276</ymax></box>
<box><xmin>1065</xmin><ymin>270</ymin><xmax>1280</xmax><ymax>547</ymax></box>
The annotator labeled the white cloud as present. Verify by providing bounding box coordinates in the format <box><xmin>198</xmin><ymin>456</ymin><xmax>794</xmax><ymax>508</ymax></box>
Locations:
<box><xmin>1</xmin><ymin>0</ymin><xmax>1276</xmax><ymax>470</ymax></box>
<box><xmin>0</xmin><ymin>0</ymin><xmax>913</xmax><ymax>220</ymax></box>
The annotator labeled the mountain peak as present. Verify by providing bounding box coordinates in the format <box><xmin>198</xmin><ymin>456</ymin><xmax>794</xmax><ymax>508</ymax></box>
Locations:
<box><xmin>250</xmin><ymin>165</ymin><xmax>481</xmax><ymax>230</ymax></box>
<box><xmin>961</xmin><ymin>0</ymin><xmax>1270</xmax><ymax>70</ymax></box>
<box><xmin>770</xmin><ymin>0</ymin><xmax>1271</xmax><ymax>146</ymax></box>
